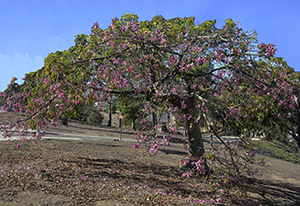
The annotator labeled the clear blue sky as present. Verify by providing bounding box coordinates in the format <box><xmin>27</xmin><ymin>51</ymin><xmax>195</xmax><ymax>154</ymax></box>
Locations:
<box><xmin>0</xmin><ymin>0</ymin><xmax>299</xmax><ymax>91</ymax></box>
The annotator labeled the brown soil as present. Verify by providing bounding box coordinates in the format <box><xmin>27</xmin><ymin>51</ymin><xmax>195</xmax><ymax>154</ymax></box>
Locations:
<box><xmin>1</xmin><ymin>118</ymin><xmax>300</xmax><ymax>205</ymax></box>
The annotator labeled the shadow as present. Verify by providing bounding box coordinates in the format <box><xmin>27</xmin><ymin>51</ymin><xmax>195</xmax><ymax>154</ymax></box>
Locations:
<box><xmin>159</xmin><ymin>149</ymin><xmax>188</xmax><ymax>156</ymax></box>
<box><xmin>55</xmin><ymin>154</ymin><xmax>300</xmax><ymax>205</ymax></box>
<box><xmin>74</xmin><ymin>142</ymin><xmax>123</xmax><ymax>147</ymax></box>
<box><xmin>67</xmin><ymin>124</ymin><xmax>136</xmax><ymax>135</ymax></box>
<box><xmin>248</xmin><ymin>178</ymin><xmax>300</xmax><ymax>205</ymax></box>
<box><xmin>42</xmin><ymin>139</ymin><xmax>52</xmax><ymax>141</ymax></box>
<box><xmin>83</xmin><ymin>158</ymin><xmax>300</xmax><ymax>205</ymax></box>
<box><xmin>63</xmin><ymin>156</ymin><xmax>194</xmax><ymax>195</ymax></box>
<box><xmin>94</xmin><ymin>143</ymin><xmax>123</xmax><ymax>147</ymax></box>
<box><xmin>155</xmin><ymin>135</ymin><xmax>188</xmax><ymax>144</ymax></box>
<box><xmin>77</xmin><ymin>158</ymin><xmax>127</xmax><ymax>165</ymax></box>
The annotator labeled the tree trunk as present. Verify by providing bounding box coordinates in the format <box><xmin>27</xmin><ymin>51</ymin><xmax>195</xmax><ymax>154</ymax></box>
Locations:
<box><xmin>183</xmin><ymin>119</ymin><xmax>187</xmax><ymax>136</ymax></box>
<box><xmin>152</xmin><ymin>112</ymin><xmax>157</xmax><ymax>125</ymax></box>
<box><xmin>169</xmin><ymin>93</ymin><xmax>205</xmax><ymax>157</ymax></box>
<box><xmin>187</xmin><ymin>119</ymin><xmax>205</xmax><ymax>157</ymax></box>
<box><xmin>185</xmin><ymin>96</ymin><xmax>205</xmax><ymax>158</ymax></box>
<box><xmin>108</xmin><ymin>103</ymin><xmax>112</xmax><ymax>127</ymax></box>
<box><xmin>132</xmin><ymin>120</ymin><xmax>136</xmax><ymax>131</ymax></box>
<box><xmin>62</xmin><ymin>117</ymin><xmax>68</xmax><ymax>125</ymax></box>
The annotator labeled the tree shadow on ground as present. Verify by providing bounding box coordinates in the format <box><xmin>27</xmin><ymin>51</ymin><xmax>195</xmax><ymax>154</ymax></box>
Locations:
<box><xmin>66</xmin><ymin>157</ymin><xmax>196</xmax><ymax>196</ymax></box>
<box><xmin>159</xmin><ymin>148</ymin><xmax>188</xmax><ymax>156</ymax></box>
<box><xmin>249</xmin><ymin>178</ymin><xmax>300</xmax><ymax>205</ymax></box>
<box><xmin>68</xmin><ymin>124</ymin><xmax>136</xmax><ymax>135</ymax></box>
<box><xmin>76</xmin><ymin>142</ymin><xmax>123</xmax><ymax>147</ymax></box>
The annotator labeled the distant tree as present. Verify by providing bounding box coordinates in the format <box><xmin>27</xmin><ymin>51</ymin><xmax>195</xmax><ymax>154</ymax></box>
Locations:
<box><xmin>118</xmin><ymin>97</ymin><xmax>143</xmax><ymax>130</ymax></box>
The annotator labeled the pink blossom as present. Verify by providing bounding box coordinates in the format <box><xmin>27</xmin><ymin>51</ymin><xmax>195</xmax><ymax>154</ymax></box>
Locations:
<box><xmin>132</xmin><ymin>143</ymin><xmax>139</xmax><ymax>149</ymax></box>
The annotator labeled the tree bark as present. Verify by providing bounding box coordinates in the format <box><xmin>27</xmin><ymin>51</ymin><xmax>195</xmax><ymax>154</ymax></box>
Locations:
<box><xmin>132</xmin><ymin>120</ymin><xmax>136</xmax><ymax>130</ymax></box>
<box><xmin>185</xmin><ymin>96</ymin><xmax>205</xmax><ymax>158</ymax></box>
<box><xmin>187</xmin><ymin>119</ymin><xmax>205</xmax><ymax>157</ymax></box>
<box><xmin>168</xmin><ymin>93</ymin><xmax>205</xmax><ymax>157</ymax></box>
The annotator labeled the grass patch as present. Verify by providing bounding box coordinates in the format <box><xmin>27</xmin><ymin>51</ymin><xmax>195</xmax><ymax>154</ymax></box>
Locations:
<box><xmin>251</xmin><ymin>140</ymin><xmax>300</xmax><ymax>164</ymax></box>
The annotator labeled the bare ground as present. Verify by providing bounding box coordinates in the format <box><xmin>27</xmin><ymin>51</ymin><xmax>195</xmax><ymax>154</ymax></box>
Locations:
<box><xmin>1</xmin><ymin>117</ymin><xmax>300</xmax><ymax>205</ymax></box>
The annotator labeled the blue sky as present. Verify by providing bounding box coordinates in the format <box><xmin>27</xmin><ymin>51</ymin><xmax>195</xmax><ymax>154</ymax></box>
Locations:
<box><xmin>0</xmin><ymin>0</ymin><xmax>299</xmax><ymax>91</ymax></box>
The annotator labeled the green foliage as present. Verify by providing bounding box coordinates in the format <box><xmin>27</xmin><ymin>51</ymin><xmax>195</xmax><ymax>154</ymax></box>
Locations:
<box><xmin>220</xmin><ymin>56</ymin><xmax>299</xmax><ymax>140</ymax></box>
<box><xmin>118</xmin><ymin>97</ymin><xmax>143</xmax><ymax>129</ymax></box>
<box><xmin>251</xmin><ymin>140</ymin><xmax>300</xmax><ymax>163</ymax></box>
<box><xmin>74</xmin><ymin>34</ymin><xmax>89</xmax><ymax>46</ymax></box>
<box><xmin>111</xmin><ymin>102</ymin><xmax>118</xmax><ymax>114</ymax></box>
<box><xmin>63</xmin><ymin>103</ymin><xmax>90</xmax><ymax>121</ymax></box>
<box><xmin>121</xmin><ymin>13</ymin><xmax>139</xmax><ymax>22</ymax></box>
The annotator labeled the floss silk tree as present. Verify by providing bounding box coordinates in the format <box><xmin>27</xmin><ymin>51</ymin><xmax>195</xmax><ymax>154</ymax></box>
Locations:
<box><xmin>1</xmin><ymin>14</ymin><xmax>298</xmax><ymax>178</ymax></box>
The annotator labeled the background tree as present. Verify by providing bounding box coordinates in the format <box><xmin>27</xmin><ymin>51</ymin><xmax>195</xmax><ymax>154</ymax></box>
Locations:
<box><xmin>117</xmin><ymin>97</ymin><xmax>143</xmax><ymax>130</ymax></box>
<box><xmin>104</xmin><ymin>94</ymin><xmax>117</xmax><ymax>127</ymax></box>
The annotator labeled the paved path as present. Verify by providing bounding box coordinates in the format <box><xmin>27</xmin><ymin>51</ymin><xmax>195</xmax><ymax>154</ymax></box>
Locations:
<box><xmin>46</xmin><ymin>132</ymin><xmax>137</xmax><ymax>142</ymax></box>
<box><xmin>0</xmin><ymin>129</ymin><xmax>259</xmax><ymax>143</ymax></box>
<box><xmin>0</xmin><ymin>132</ymin><xmax>137</xmax><ymax>142</ymax></box>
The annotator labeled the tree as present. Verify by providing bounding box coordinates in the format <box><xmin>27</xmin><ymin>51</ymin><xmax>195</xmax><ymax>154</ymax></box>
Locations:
<box><xmin>0</xmin><ymin>78</ymin><xmax>27</xmax><ymax>111</ymax></box>
<box><xmin>117</xmin><ymin>97</ymin><xmax>143</xmax><ymax>130</ymax></box>
<box><xmin>1</xmin><ymin>14</ymin><xmax>297</xmax><ymax>175</ymax></box>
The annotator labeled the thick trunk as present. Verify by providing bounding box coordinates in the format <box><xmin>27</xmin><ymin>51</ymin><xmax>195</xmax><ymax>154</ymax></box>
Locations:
<box><xmin>185</xmin><ymin>96</ymin><xmax>205</xmax><ymax>157</ymax></box>
<box><xmin>132</xmin><ymin>120</ymin><xmax>136</xmax><ymax>131</ymax></box>
<box><xmin>187</xmin><ymin>119</ymin><xmax>205</xmax><ymax>157</ymax></box>
<box><xmin>168</xmin><ymin>92</ymin><xmax>205</xmax><ymax>157</ymax></box>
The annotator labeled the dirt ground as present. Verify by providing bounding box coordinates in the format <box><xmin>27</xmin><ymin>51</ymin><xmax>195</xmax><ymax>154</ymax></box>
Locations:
<box><xmin>1</xmin><ymin>117</ymin><xmax>300</xmax><ymax>205</ymax></box>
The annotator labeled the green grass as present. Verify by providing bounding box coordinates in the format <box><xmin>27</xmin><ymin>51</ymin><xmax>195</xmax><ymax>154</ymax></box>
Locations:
<box><xmin>251</xmin><ymin>140</ymin><xmax>300</xmax><ymax>164</ymax></box>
